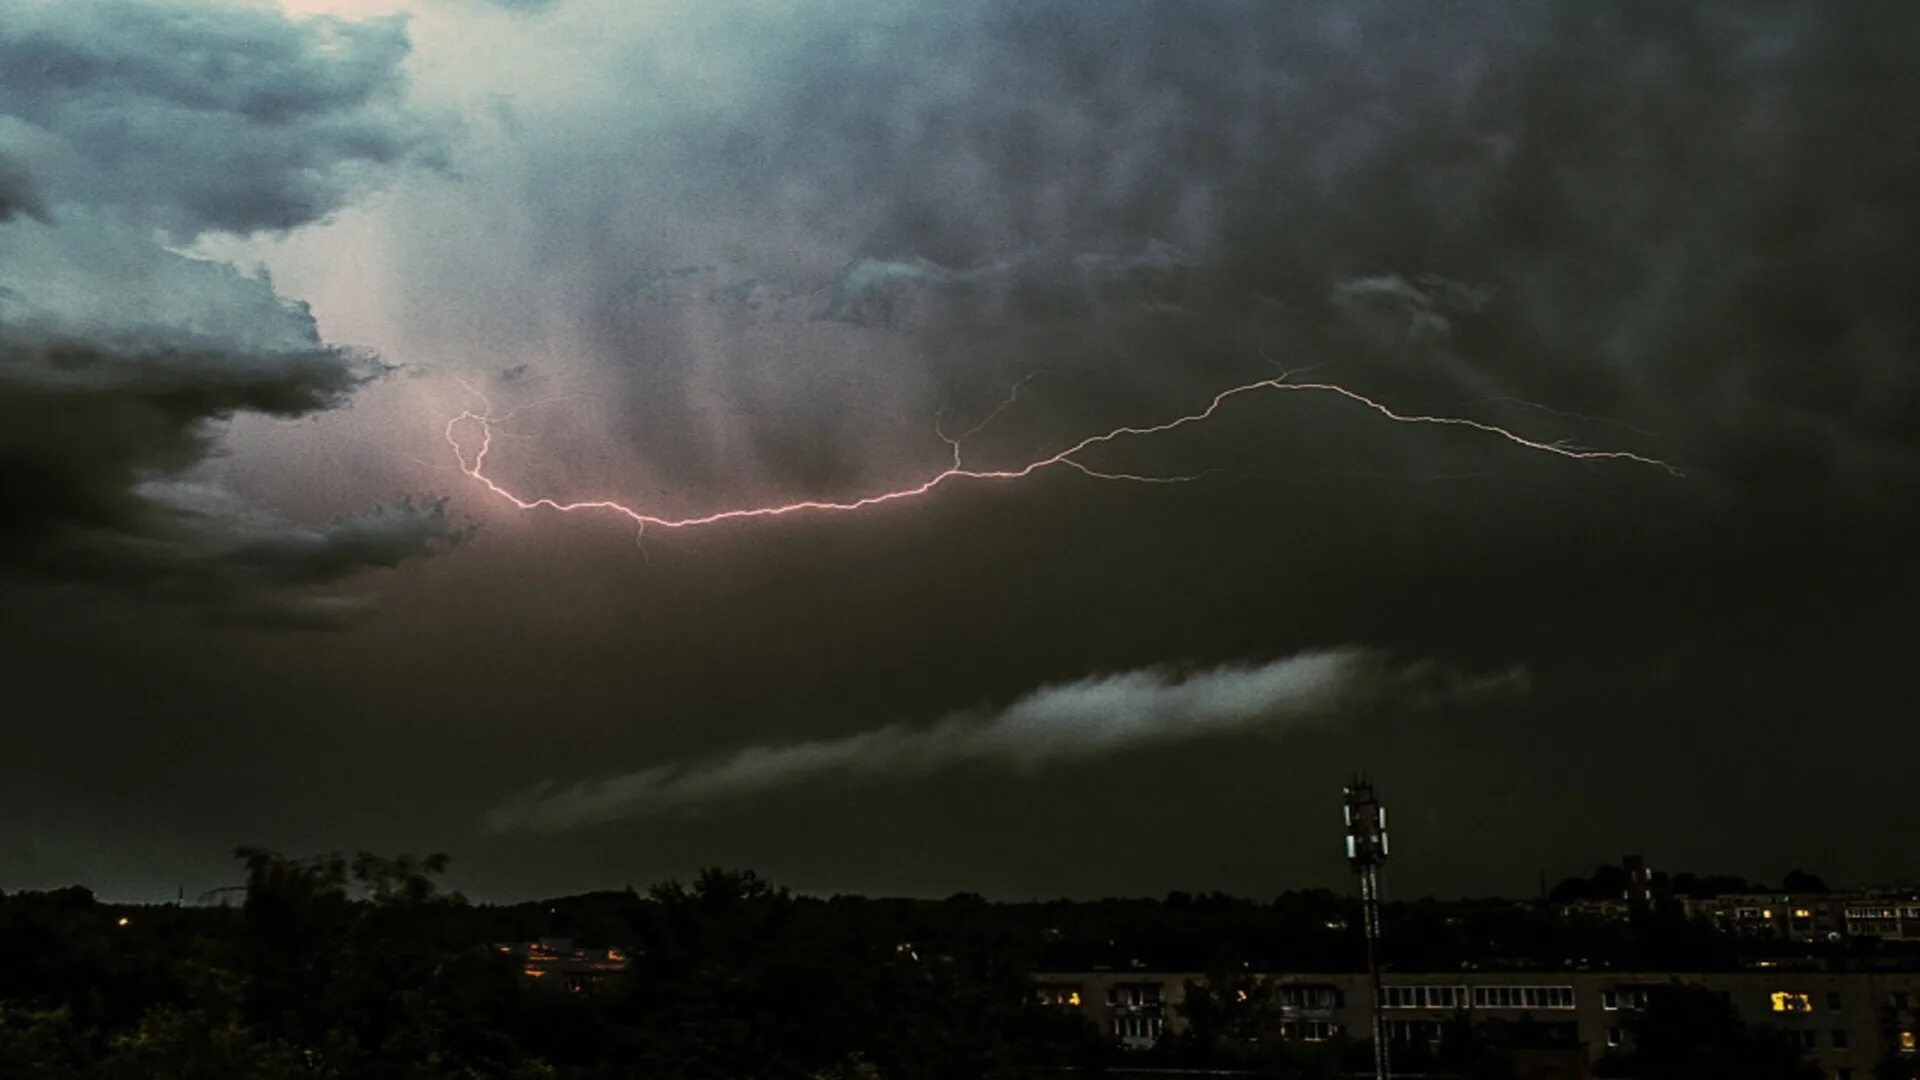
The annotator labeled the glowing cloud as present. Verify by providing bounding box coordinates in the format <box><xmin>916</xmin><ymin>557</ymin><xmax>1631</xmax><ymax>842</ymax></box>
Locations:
<box><xmin>487</xmin><ymin>648</ymin><xmax>1528</xmax><ymax>831</ymax></box>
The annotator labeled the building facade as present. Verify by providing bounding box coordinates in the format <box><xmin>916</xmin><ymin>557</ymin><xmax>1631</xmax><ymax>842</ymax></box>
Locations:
<box><xmin>496</xmin><ymin>937</ymin><xmax>629</xmax><ymax>993</ymax></box>
<box><xmin>1035</xmin><ymin>968</ymin><xmax>1920</xmax><ymax>1079</ymax></box>
<box><xmin>1674</xmin><ymin>892</ymin><xmax>1920</xmax><ymax>944</ymax></box>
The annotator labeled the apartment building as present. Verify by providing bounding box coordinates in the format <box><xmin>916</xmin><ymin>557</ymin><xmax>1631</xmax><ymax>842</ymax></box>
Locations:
<box><xmin>1681</xmin><ymin>892</ymin><xmax>1920</xmax><ymax>944</ymax></box>
<box><xmin>1033</xmin><ymin>968</ymin><xmax>1920</xmax><ymax>1079</ymax></box>
<box><xmin>495</xmin><ymin>937</ymin><xmax>630</xmax><ymax>993</ymax></box>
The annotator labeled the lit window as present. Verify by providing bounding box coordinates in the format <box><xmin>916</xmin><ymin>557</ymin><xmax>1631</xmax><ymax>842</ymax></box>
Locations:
<box><xmin>1771</xmin><ymin>992</ymin><xmax>1813</xmax><ymax>1013</ymax></box>
<box><xmin>1067</xmin><ymin>991</ymin><xmax>1081</xmax><ymax>1007</ymax></box>
<box><xmin>1899</xmin><ymin>1030</ymin><xmax>1915</xmax><ymax>1053</ymax></box>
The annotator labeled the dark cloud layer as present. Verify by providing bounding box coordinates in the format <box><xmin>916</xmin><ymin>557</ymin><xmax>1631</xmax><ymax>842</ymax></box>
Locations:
<box><xmin>5</xmin><ymin>1</ymin><xmax>1919</xmax><ymax>901</ymax></box>
<box><xmin>0</xmin><ymin>0</ymin><xmax>436</xmax><ymax>237</ymax></box>
<box><xmin>402</xmin><ymin>0</ymin><xmax>1917</xmax><ymax>896</ymax></box>
<box><xmin>0</xmin><ymin>0</ymin><xmax>456</xmax><ymax>627</ymax></box>
<box><xmin>447</xmin><ymin>1</ymin><xmax>1918</xmax><ymax>513</ymax></box>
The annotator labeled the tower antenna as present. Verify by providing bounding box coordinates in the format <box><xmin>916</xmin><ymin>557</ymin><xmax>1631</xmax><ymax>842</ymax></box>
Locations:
<box><xmin>1344</xmin><ymin>776</ymin><xmax>1390</xmax><ymax>1080</ymax></box>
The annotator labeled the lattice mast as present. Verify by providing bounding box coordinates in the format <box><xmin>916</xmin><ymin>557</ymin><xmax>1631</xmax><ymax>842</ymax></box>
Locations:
<box><xmin>1344</xmin><ymin>778</ymin><xmax>1391</xmax><ymax>1080</ymax></box>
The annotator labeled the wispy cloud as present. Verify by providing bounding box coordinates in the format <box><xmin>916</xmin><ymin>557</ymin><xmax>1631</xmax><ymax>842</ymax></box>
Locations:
<box><xmin>487</xmin><ymin>648</ymin><xmax>1526</xmax><ymax>832</ymax></box>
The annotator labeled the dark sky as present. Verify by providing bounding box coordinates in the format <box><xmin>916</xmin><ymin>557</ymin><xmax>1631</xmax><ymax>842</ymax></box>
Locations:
<box><xmin>2</xmin><ymin>0</ymin><xmax>1917</xmax><ymax>903</ymax></box>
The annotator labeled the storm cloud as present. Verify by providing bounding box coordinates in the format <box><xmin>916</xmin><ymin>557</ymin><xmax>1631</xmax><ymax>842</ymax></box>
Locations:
<box><xmin>7</xmin><ymin>1</ymin><xmax>1920</xmax><ymax>901</ymax></box>
<box><xmin>0</xmin><ymin>0</ymin><xmax>436</xmax><ymax>237</ymax></box>
<box><xmin>487</xmin><ymin>649</ymin><xmax>1528</xmax><ymax>832</ymax></box>
<box><xmin>504</xmin><ymin>3</ymin><xmax>1910</xmax><ymax>483</ymax></box>
<box><xmin>0</xmin><ymin>0</ymin><xmax>455</xmax><ymax>626</ymax></box>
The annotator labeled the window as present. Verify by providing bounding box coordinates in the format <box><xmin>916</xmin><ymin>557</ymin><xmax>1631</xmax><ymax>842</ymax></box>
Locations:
<box><xmin>1837</xmin><ymin>1068</ymin><xmax>1853</xmax><ymax>1080</ymax></box>
<box><xmin>1110</xmin><ymin>984</ymin><xmax>1161</xmax><ymax>1008</ymax></box>
<box><xmin>1302</xmin><ymin>1020</ymin><xmax>1337</xmax><ymax>1042</ymax></box>
<box><xmin>1897</xmin><ymin>992</ymin><xmax>1912</xmax><ymax>1011</ymax></box>
<box><xmin>1606</xmin><ymin>1026</ymin><xmax>1624</xmax><ymax>1048</ymax></box>
<box><xmin>1111</xmin><ymin>1014</ymin><xmax>1164</xmax><ymax>1041</ymax></box>
<box><xmin>1470</xmin><ymin>985</ymin><xmax>1575</xmax><ymax>1010</ymax></box>
<box><xmin>1387</xmin><ymin>1019</ymin><xmax>1446</xmax><ymax>1043</ymax></box>
<box><xmin>1831</xmin><ymin>1029</ymin><xmax>1848</xmax><ymax>1049</ymax></box>
<box><xmin>1827</xmin><ymin>992</ymin><xmax>1843</xmax><ymax>1011</ymax></box>
<box><xmin>1529</xmin><ymin>986</ymin><xmax>1576</xmax><ymax>1010</ymax></box>
<box><xmin>1037</xmin><ymin>986</ymin><xmax>1083</xmax><ymax>1007</ymax></box>
<box><xmin>1282</xmin><ymin>985</ymin><xmax>1341</xmax><ymax>1010</ymax></box>
<box><xmin>1604</xmin><ymin>988</ymin><xmax>1648</xmax><ymax>1010</ymax></box>
<box><xmin>1380</xmin><ymin>985</ymin><xmax>1465</xmax><ymax>1010</ymax></box>
<box><xmin>1899</xmin><ymin>1030</ymin><xmax>1916</xmax><ymax>1053</ymax></box>
<box><xmin>1771</xmin><ymin>992</ymin><xmax>1813</xmax><ymax>1013</ymax></box>
<box><xmin>1797</xmin><ymin>1031</ymin><xmax>1818</xmax><ymax>1050</ymax></box>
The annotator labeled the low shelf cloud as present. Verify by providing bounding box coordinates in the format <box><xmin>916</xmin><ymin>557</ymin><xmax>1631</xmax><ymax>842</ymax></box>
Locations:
<box><xmin>488</xmin><ymin>648</ymin><xmax>1527</xmax><ymax>833</ymax></box>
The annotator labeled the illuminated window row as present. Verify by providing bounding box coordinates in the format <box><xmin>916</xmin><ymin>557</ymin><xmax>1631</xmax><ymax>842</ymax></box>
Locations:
<box><xmin>1279</xmin><ymin>985</ymin><xmax>1343</xmax><ymax>1010</ymax></box>
<box><xmin>1471</xmin><ymin>985</ymin><xmax>1576</xmax><ymax>1010</ymax></box>
<box><xmin>1383</xmin><ymin>984</ymin><xmax>1574</xmax><ymax>1010</ymax></box>
<box><xmin>1387</xmin><ymin>1019</ymin><xmax>1445</xmax><ymax>1042</ymax></box>
<box><xmin>1280</xmin><ymin>1020</ymin><xmax>1341</xmax><ymax>1041</ymax></box>
<box><xmin>1109</xmin><ymin>984</ymin><xmax>1162</xmax><ymax>1007</ymax></box>
<box><xmin>1381</xmin><ymin>985</ymin><xmax>1467</xmax><ymax>1009</ymax></box>
<box><xmin>1111</xmin><ymin>1015</ymin><xmax>1164</xmax><ymax>1040</ymax></box>
<box><xmin>1602</xmin><ymin>989</ymin><xmax>1650</xmax><ymax>1011</ymax></box>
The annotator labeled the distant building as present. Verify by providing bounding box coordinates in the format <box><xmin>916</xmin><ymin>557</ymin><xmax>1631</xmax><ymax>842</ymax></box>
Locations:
<box><xmin>1678</xmin><ymin>890</ymin><xmax>1920</xmax><ymax>944</ymax></box>
<box><xmin>1842</xmin><ymin>896</ymin><xmax>1920</xmax><ymax>942</ymax></box>
<box><xmin>1033</xmin><ymin>967</ymin><xmax>1920</xmax><ymax>1079</ymax></box>
<box><xmin>495</xmin><ymin>937</ymin><xmax>629</xmax><ymax>993</ymax></box>
<box><xmin>1685</xmin><ymin>893</ymin><xmax>1834</xmax><ymax>941</ymax></box>
<box><xmin>1556</xmin><ymin>898</ymin><xmax>1634</xmax><ymax>923</ymax></box>
<box><xmin>1623</xmin><ymin>855</ymin><xmax>1654</xmax><ymax>913</ymax></box>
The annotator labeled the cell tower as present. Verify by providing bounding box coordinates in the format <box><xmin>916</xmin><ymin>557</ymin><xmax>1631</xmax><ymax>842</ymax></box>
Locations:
<box><xmin>1344</xmin><ymin>777</ymin><xmax>1390</xmax><ymax>1080</ymax></box>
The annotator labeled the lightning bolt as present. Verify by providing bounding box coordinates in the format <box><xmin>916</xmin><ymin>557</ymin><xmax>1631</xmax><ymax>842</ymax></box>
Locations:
<box><xmin>442</xmin><ymin>370</ymin><xmax>1680</xmax><ymax>533</ymax></box>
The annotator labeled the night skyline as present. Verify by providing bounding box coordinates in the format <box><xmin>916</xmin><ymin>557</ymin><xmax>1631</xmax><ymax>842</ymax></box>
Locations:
<box><xmin>3</xmin><ymin>0</ymin><xmax>1917</xmax><ymax>904</ymax></box>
